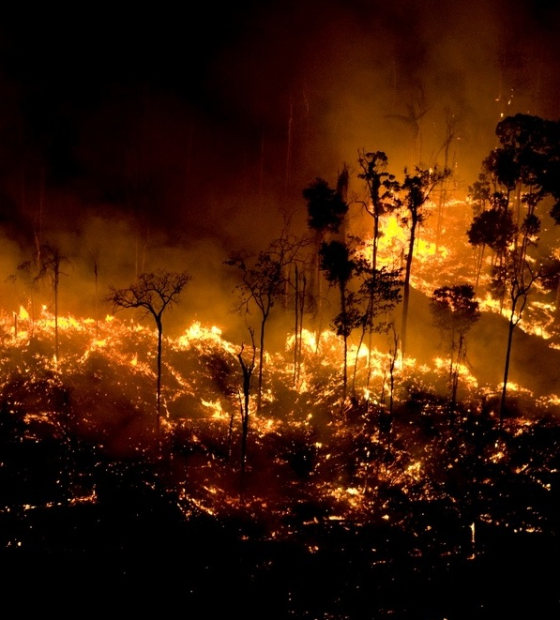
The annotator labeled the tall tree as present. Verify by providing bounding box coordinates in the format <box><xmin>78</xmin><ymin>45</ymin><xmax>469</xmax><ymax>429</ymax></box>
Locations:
<box><xmin>302</xmin><ymin>177</ymin><xmax>349</xmax><ymax>326</ymax></box>
<box><xmin>318</xmin><ymin>238</ymin><xmax>358</xmax><ymax>402</ymax></box>
<box><xmin>288</xmin><ymin>253</ymin><xmax>314</xmax><ymax>388</ymax></box>
<box><xmin>351</xmin><ymin>262</ymin><xmax>403</xmax><ymax>397</ymax></box>
<box><xmin>467</xmin><ymin>174</ymin><xmax>516</xmax><ymax>296</ymax></box>
<box><xmin>357</xmin><ymin>151</ymin><xmax>399</xmax><ymax>280</ymax></box>
<box><xmin>33</xmin><ymin>244</ymin><xmax>71</xmax><ymax>364</ymax></box>
<box><xmin>357</xmin><ymin>150</ymin><xmax>400</xmax><ymax>378</ymax></box>
<box><xmin>105</xmin><ymin>269</ymin><xmax>191</xmax><ymax>436</ymax></box>
<box><xmin>399</xmin><ymin>165</ymin><xmax>450</xmax><ymax>358</ymax></box>
<box><xmin>237</xmin><ymin>330</ymin><xmax>256</xmax><ymax>501</ymax></box>
<box><xmin>227</xmin><ymin>234</ymin><xmax>303</xmax><ymax>412</ymax></box>
<box><xmin>469</xmin><ymin>114</ymin><xmax>560</xmax><ymax>426</ymax></box>
<box><xmin>430</xmin><ymin>284</ymin><xmax>480</xmax><ymax>413</ymax></box>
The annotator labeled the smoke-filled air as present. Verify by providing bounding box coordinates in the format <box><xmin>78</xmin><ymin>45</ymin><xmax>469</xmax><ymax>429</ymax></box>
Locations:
<box><xmin>2</xmin><ymin>1</ymin><xmax>559</xmax><ymax>322</ymax></box>
<box><xmin>2</xmin><ymin>2</ymin><xmax>560</xmax><ymax>618</ymax></box>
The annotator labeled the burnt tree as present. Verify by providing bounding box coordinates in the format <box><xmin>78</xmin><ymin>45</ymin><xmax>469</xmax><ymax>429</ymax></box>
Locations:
<box><xmin>227</xmin><ymin>234</ymin><xmax>303</xmax><ymax>413</ymax></box>
<box><xmin>399</xmin><ymin>165</ymin><xmax>450</xmax><ymax>358</ymax></box>
<box><xmin>32</xmin><ymin>244</ymin><xmax>71</xmax><ymax>363</ymax></box>
<box><xmin>430</xmin><ymin>284</ymin><xmax>480</xmax><ymax>413</ymax></box>
<box><xmin>105</xmin><ymin>269</ymin><xmax>191</xmax><ymax>436</ymax></box>
<box><xmin>469</xmin><ymin>114</ymin><xmax>560</xmax><ymax>425</ymax></box>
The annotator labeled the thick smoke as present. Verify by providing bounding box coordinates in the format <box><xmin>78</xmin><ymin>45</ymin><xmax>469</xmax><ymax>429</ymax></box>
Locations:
<box><xmin>0</xmin><ymin>0</ymin><xmax>558</xmax><ymax>353</ymax></box>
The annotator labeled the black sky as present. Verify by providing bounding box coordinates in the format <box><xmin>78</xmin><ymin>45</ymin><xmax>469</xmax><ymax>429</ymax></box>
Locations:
<box><xmin>1</xmin><ymin>2</ymin><xmax>559</xmax><ymax>220</ymax></box>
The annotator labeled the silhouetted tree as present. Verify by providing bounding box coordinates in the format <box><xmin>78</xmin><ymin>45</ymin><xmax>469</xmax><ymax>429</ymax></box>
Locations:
<box><xmin>357</xmin><ymin>151</ymin><xmax>398</xmax><ymax>276</ymax></box>
<box><xmin>470</xmin><ymin>114</ymin><xmax>560</xmax><ymax>426</ymax></box>
<box><xmin>304</xmin><ymin>177</ymin><xmax>349</xmax><ymax>235</ymax></box>
<box><xmin>430</xmin><ymin>284</ymin><xmax>480</xmax><ymax>412</ymax></box>
<box><xmin>318</xmin><ymin>238</ymin><xmax>358</xmax><ymax>401</ymax></box>
<box><xmin>33</xmin><ymin>244</ymin><xmax>71</xmax><ymax>363</ymax></box>
<box><xmin>351</xmin><ymin>260</ymin><xmax>403</xmax><ymax>396</ymax></box>
<box><xmin>237</xmin><ymin>329</ymin><xmax>256</xmax><ymax>501</ymax></box>
<box><xmin>318</xmin><ymin>234</ymin><xmax>402</xmax><ymax>402</ymax></box>
<box><xmin>289</xmin><ymin>257</ymin><xmax>313</xmax><ymax>388</ymax></box>
<box><xmin>105</xmin><ymin>269</ymin><xmax>191</xmax><ymax>436</ymax></box>
<box><xmin>498</xmin><ymin>254</ymin><xmax>538</xmax><ymax>426</ymax></box>
<box><xmin>467</xmin><ymin>175</ymin><xmax>516</xmax><ymax>296</ymax></box>
<box><xmin>385</xmin><ymin>324</ymin><xmax>399</xmax><ymax>435</ymax></box>
<box><xmin>399</xmin><ymin>165</ymin><xmax>451</xmax><ymax>358</ymax></box>
<box><xmin>303</xmin><ymin>177</ymin><xmax>349</xmax><ymax>326</ymax></box>
<box><xmin>227</xmin><ymin>234</ymin><xmax>303</xmax><ymax>412</ymax></box>
<box><xmin>357</xmin><ymin>150</ymin><xmax>401</xmax><ymax>381</ymax></box>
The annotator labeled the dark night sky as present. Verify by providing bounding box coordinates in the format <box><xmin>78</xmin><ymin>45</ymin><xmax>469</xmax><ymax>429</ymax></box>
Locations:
<box><xmin>0</xmin><ymin>0</ymin><xmax>558</xmax><ymax>327</ymax></box>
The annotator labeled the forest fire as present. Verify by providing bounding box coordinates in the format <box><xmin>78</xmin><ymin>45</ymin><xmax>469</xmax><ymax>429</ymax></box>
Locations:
<box><xmin>2</xmin><ymin>178</ymin><xmax>560</xmax><ymax>615</ymax></box>
<box><xmin>1</xmin><ymin>238</ymin><xmax>558</xmax><ymax>505</ymax></box>
<box><xmin>2</xmin><ymin>2</ymin><xmax>560</xmax><ymax>615</ymax></box>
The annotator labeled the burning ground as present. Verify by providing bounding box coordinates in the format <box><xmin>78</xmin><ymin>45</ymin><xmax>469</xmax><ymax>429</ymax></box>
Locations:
<box><xmin>1</xmin><ymin>292</ymin><xmax>560</xmax><ymax>618</ymax></box>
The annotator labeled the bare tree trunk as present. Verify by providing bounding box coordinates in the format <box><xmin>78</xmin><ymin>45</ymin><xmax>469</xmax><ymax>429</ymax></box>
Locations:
<box><xmin>352</xmin><ymin>328</ymin><xmax>366</xmax><ymax>398</ymax></box>
<box><xmin>54</xmin><ymin>274</ymin><xmax>59</xmax><ymax>364</ymax></box>
<box><xmin>297</xmin><ymin>274</ymin><xmax>306</xmax><ymax>378</ymax></box>
<box><xmin>94</xmin><ymin>260</ymin><xmax>99</xmax><ymax>339</ymax></box>
<box><xmin>238</xmin><ymin>390</ymin><xmax>249</xmax><ymax>500</ymax></box>
<box><xmin>499</xmin><ymin>303</ymin><xmax>517</xmax><ymax>429</ymax></box>
<box><xmin>365</xmin><ymin>212</ymin><xmax>380</xmax><ymax>389</ymax></box>
<box><xmin>156</xmin><ymin>319</ymin><xmax>163</xmax><ymax>437</ymax></box>
<box><xmin>401</xmin><ymin>220</ymin><xmax>417</xmax><ymax>359</ymax></box>
<box><xmin>474</xmin><ymin>245</ymin><xmax>485</xmax><ymax>293</ymax></box>
<box><xmin>237</xmin><ymin>338</ymin><xmax>255</xmax><ymax>501</ymax></box>
<box><xmin>339</xmin><ymin>282</ymin><xmax>348</xmax><ymax>402</ymax></box>
<box><xmin>293</xmin><ymin>264</ymin><xmax>300</xmax><ymax>385</ymax></box>
<box><xmin>293</xmin><ymin>266</ymin><xmax>306</xmax><ymax>387</ymax></box>
<box><xmin>385</xmin><ymin>325</ymin><xmax>399</xmax><ymax>445</ymax></box>
<box><xmin>257</xmin><ymin>318</ymin><xmax>266</xmax><ymax>413</ymax></box>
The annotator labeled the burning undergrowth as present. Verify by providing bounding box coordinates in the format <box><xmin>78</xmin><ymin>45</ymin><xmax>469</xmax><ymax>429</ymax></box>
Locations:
<box><xmin>1</xmin><ymin>307</ymin><xmax>560</xmax><ymax>617</ymax></box>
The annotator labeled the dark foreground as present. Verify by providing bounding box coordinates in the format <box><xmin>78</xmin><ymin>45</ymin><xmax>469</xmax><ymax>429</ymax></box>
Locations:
<box><xmin>2</xmin><ymin>483</ymin><xmax>559</xmax><ymax>620</ymax></box>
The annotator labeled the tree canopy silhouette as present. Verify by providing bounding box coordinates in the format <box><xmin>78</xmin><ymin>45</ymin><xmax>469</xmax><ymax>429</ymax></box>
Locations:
<box><xmin>105</xmin><ymin>269</ymin><xmax>191</xmax><ymax>436</ymax></box>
